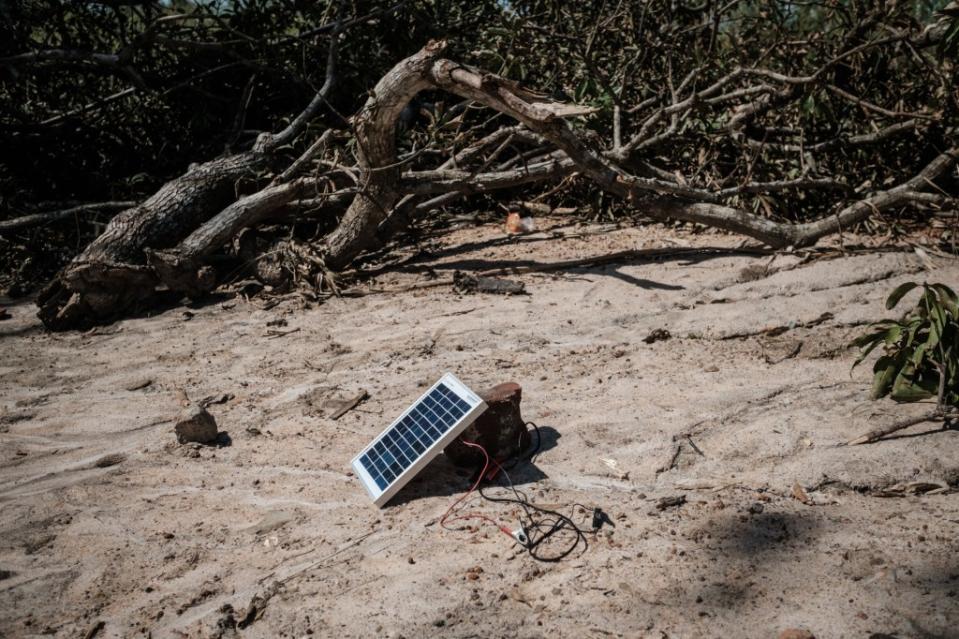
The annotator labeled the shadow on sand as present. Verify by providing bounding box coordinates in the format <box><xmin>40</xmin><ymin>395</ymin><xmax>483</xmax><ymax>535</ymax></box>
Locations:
<box><xmin>387</xmin><ymin>425</ymin><xmax>561</xmax><ymax>507</ymax></box>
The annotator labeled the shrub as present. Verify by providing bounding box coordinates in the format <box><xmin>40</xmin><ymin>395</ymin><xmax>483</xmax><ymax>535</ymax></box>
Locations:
<box><xmin>852</xmin><ymin>282</ymin><xmax>959</xmax><ymax>409</ymax></box>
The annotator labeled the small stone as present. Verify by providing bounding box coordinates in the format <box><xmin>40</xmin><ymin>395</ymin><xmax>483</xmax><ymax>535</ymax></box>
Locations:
<box><xmin>93</xmin><ymin>453</ymin><xmax>126</xmax><ymax>468</ymax></box>
<box><xmin>656</xmin><ymin>495</ymin><xmax>686</xmax><ymax>510</ymax></box>
<box><xmin>748</xmin><ymin>502</ymin><xmax>764</xmax><ymax>515</ymax></box>
<box><xmin>643</xmin><ymin>328</ymin><xmax>671</xmax><ymax>344</ymax></box>
<box><xmin>124</xmin><ymin>377</ymin><xmax>153</xmax><ymax>391</ymax></box>
<box><xmin>174</xmin><ymin>405</ymin><xmax>218</xmax><ymax>444</ymax></box>
<box><xmin>243</xmin><ymin>511</ymin><xmax>294</xmax><ymax>535</ymax></box>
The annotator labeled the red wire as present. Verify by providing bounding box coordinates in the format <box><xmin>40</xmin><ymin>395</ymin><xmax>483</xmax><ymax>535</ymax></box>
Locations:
<box><xmin>439</xmin><ymin>441</ymin><xmax>514</xmax><ymax>540</ymax></box>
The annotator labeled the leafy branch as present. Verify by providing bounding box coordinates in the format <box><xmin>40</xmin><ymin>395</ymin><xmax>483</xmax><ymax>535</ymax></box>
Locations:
<box><xmin>847</xmin><ymin>280</ymin><xmax>959</xmax><ymax>445</ymax></box>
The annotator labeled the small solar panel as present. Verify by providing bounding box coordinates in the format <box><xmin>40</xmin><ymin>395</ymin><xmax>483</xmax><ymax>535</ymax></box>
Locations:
<box><xmin>352</xmin><ymin>373</ymin><xmax>487</xmax><ymax>507</ymax></box>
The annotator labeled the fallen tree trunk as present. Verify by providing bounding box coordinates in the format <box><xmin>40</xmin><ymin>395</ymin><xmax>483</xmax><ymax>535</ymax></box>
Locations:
<box><xmin>37</xmin><ymin>151</ymin><xmax>266</xmax><ymax>330</ymax></box>
<box><xmin>35</xmin><ymin>10</ymin><xmax>346</xmax><ymax>330</ymax></box>
<box><xmin>319</xmin><ymin>41</ymin><xmax>957</xmax><ymax>269</ymax></box>
<box><xmin>35</xmin><ymin>33</ymin><xmax>957</xmax><ymax>330</ymax></box>
<box><xmin>321</xmin><ymin>41</ymin><xmax>446</xmax><ymax>269</ymax></box>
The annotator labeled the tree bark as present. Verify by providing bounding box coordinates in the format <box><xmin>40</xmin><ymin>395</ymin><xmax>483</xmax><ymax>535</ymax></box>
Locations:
<box><xmin>319</xmin><ymin>42</ymin><xmax>957</xmax><ymax>270</ymax></box>
<box><xmin>321</xmin><ymin>40</ymin><xmax>446</xmax><ymax>269</ymax></box>
<box><xmin>35</xmin><ymin>39</ymin><xmax>958</xmax><ymax>330</ymax></box>
<box><xmin>34</xmin><ymin>8</ymin><xmax>347</xmax><ymax>330</ymax></box>
<box><xmin>37</xmin><ymin>152</ymin><xmax>265</xmax><ymax>330</ymax></box>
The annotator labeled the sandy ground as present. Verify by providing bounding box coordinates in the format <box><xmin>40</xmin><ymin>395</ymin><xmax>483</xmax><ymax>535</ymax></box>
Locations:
<box><xmin>1</xmin><ymin>219</ymin><xmax>958</xmax><ymax>639</ymax></box>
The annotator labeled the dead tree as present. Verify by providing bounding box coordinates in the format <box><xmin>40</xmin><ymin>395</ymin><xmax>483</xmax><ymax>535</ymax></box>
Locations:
<box><xmin>34</xmin><ymin>8</ymin><xmax>346</xmax><ymax>328</ymax></box>
<box><xmin>12</xmin><ymin>4</ymin><xmax>956</xmax><ymax>330</ymax></box>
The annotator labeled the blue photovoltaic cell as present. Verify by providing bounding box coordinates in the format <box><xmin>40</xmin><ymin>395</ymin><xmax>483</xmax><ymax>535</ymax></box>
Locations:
<box><xmin>357</xmin><ymin>382</ymin><xmax>470</xmax><ymax>491</ymax></box>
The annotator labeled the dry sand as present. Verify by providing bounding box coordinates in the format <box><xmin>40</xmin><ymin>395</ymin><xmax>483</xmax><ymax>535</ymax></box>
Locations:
<box><xmin>1</xmin><ymin>220</ymin><xmax>958</xmax><ymax>638</ymax></box>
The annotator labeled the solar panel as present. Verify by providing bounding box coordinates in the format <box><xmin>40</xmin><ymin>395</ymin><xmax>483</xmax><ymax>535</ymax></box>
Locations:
<box><xmin>352</xmin><ymin>373</ymin><xmax>487</xmax><ymax>507</ymax></box>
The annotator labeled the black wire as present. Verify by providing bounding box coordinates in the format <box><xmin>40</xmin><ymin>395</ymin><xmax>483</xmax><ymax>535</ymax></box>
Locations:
<box><xmin>478</xmin><ymin>473</ymin><xmax>589</xmax><ymax>562</ymax></box>
<box><xmin>461</xmin><ymin>420</ymin><xmax>590</xmax><ymax>562</ymax></box>
<box><xmin>476</xmin><ymin>435</ymin><xmax>590</xmax><ymax>562</ymax></box>
<box><xmin>501</xmin><ymin>420</ymin><xmax>542</xmax><ymax>471</ymax></box>
<box><xmin>524</xmin><ymin>420</ymin><xmax>543</xmax><ymax>461</ymax></box>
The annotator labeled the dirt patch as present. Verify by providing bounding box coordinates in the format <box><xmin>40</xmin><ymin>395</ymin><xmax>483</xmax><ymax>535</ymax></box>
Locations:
<box><xmin>1</xmin><ymin>220</ymin><xmax>957</xmax><ymax>637</ymax></box>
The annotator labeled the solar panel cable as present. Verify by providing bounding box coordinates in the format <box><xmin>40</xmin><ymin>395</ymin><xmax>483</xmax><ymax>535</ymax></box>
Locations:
<box><xmin>440</xmin><ymin>422</ymin><xmax>591</xmax><ymax>562</ymax></box>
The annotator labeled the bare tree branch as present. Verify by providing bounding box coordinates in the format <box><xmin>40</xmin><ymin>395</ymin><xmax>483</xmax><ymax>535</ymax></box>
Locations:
<box><xmin>0</xmin><ymin>201</ymin><xmax>138</xmax><ymax>233</ymax></box>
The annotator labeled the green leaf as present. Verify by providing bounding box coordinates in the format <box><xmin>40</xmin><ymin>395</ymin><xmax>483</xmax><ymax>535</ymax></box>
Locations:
<box><xmin>905</xmin><ymin>320</ymin><xmax>922</xmax><ymax>347</ymax></box>
<box><xmin>890</xmin><ymin>377</ymin><xmax>934</xmax><ymax>402</ymax></box>
<box><xmin>927</xmin><ymin>317</ymin><xmax>942</xmax><ymax>352</ymax></box>
<box><xmin>935</xmin><ymin>298</ymin><xmax>947</xmax><ymax>323</ymax></box>
<box><xmin>852</xmin><ymin>338</ymin><xmax>883</xmax><ymax>369</ymax></box>
<box><xmin>886</xmin><ymin>281</ymin><xmax>918</xmax><ymax>310</ymax></box>
<box><xmin>932</xmin><ymin>286</ymin><xmax>959</xmax><ymax>319</ymax></box>
<box><xmin>870</xmin><ymin>355</ymin><xmax>899</xmax><ymax>399</ymax></box>
<box><xmin>931</xmin><ymin>282</ymin><xmax>958</xmax><ymax>304</ymax></box>
<box><xmin>850</xmin><ymin>330</ymin><xmax>887</xmax><ymax>348</ymax></box>
<box><xmin>883</xmin><ymin>325</ymin><xmax>903</xmax><ymax>345</ymax></box>
<box><xmin>910</xmin><ymin>341</ymin><xmax>928</xmax><ymax>366</ymax></box>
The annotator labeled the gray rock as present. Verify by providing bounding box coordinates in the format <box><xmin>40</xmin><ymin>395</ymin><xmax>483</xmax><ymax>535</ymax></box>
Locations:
<box><xmin>124</xmin><ymin>377</ymin><xmax>153</xmax><ymax>391</ymax></box>
<box><xmin>174</xmin><ymin>405</ymin><xmax>218</xmax><ymax>444</ymax></box>
<box><xmin>243</xmin><ymin>511</ymin><xmax>295</xmax><ymax>535</ymax></box>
